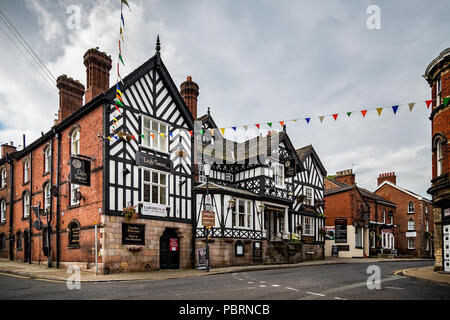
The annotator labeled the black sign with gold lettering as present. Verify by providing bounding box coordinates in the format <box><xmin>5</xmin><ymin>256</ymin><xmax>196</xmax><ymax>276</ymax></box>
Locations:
<box><xmin>70</xmin><ymin>156</ymin><xmax>91</xmax><ymax>186</ymax></box>
<box><xmin>283</xmin><ymin>158</ymin><xmax>296</xmax><ymax>178</ymax></box>
<box><xmin>122</xmin><ymin>223</ymin><xmax>145</xmax><ymax>245</ymax></box>
<box><xmin>136</xmin><ymin>151</ymin><xmax>172</xmax><ymax>172</ymax></box>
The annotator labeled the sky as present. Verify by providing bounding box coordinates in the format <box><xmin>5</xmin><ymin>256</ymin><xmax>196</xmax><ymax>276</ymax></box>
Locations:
<box><xmin>0</xmin><ymin>0</ymin><xmax>448</xmax><ymax>198</ymax></box>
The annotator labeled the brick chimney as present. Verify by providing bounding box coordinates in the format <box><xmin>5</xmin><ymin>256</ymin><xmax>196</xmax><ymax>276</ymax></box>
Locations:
<box><xmin>378</xmin><ymin>172</ymin><xmax>396</xmax><ymax>186</ymax></box>
<box><xmin>1</xmin><ymin>142</ymin><xmax>16</xmax><ymax>159</ymax></box>
<box><xmin>56</xmin><ymin>75</ymin><xmax>85</xmax><ymax>122</ymax></box>
<box><xmin>335</xmin><ymin>169</ymin><xmax>355</xmax><ymax>186</ymax></box>
<box><xmin>84</xmin><ymin>48</ymin><xmax>112</xmax><ymax>103</ymax></box>
<box><xmin>180</xmin><ymin>76</ymin><xmax>199</xmax><ymax>119</ymax></box>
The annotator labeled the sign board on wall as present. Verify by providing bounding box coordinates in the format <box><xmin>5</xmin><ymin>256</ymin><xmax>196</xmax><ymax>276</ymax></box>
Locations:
<box><xmin>142</xmin><ymin>203</ymin><xmax>168</xmax><ymax>217</ymax></box>
<box><xmin>135</xmin><ymin>151</ymin><xmax>172</xmax><ymax>172</ymax></box>
<box><xmin>201</xmin><ymin>211</ymin><xmax>215</xmax><ymax>227</ymax></box>
<box><xmin>122</xmin><ymin>223</ymin><xmax>145</xmax><ymax>245</ymax></box>
<box><xmin>70</xmin><ymin>156</ymin><xmax>91</xmax><ymax>186</ymax></box>
<box><xmin>335</xmin><ymin>219</ymin><xmax>347</xmax><ymax>243</ymax></box>
<box><xmin>283</xmin><ymin>158</ymin><xmax>296</xmax><ymax>178</ymax></box>
<box><xmin>170</xmin><ymin>238</ymin><xmax>178</xmax><ymax>252</ymax></box>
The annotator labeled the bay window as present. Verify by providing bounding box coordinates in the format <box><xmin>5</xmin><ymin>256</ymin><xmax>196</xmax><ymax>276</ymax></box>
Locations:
<box><xmin>142</xmin><ymin>117</ymin><xmax>169</xmax><ymax>153</ymax></box>
<box><xmin>143</xmin><ymin>169</ymin><xmax>168</xmax><ymax>205</ymax></box>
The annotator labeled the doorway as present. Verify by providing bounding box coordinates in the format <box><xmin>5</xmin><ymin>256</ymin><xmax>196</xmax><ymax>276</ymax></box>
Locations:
<box><xmin>23</xmin><ymin>231</ymin><xmax>29</xmax><ymax>263</ymax></box>
<box><xmin>160</xmin><ymin>228</ymin><xmax>180</xmax><ymax>269</ymax></box>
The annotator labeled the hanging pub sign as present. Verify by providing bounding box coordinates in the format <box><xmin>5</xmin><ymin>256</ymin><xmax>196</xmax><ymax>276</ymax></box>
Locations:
<box><xmin>135</xmin><ymin>151</ymin><xmax>172</xmax><ymax>172</ymax></box>
<box><xmin>283</xmin><ymin>158</ymin><xmax>296</xmax><ymax>178</ymax></box>
<box><xmin>70</xmin><ymin>156</ymin><xmax>91</xmax><ymax>186</ymax></box>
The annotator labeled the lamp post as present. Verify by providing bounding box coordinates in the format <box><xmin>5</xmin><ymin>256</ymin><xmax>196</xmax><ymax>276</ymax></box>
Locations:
<box><xmin>204</xmin><ymin>163</ymin><xmax>211</xmax><ymax>272</ymax></box>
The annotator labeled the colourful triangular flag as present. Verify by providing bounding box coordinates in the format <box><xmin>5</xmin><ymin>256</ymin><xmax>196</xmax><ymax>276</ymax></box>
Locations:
<box><xmin>122</xmin><ymin>0</ymin><xmax>131</xmax><ymax>10</ymax></box>
<box><xmin>392</xmin><ymin>105</ymin><xmax>399</xmax><ymax>114</ymax></box>
<box><xmin>426</xmin><ymin>100</ymin><xmax>432</xmax><ymax>108</ymax></box>
<box><xmin>189</xmin><ymin>131</ymin><xmax>193</xmax><ymax>136</ymax></box>
<box><xmin>232</xmin><ymin>127</ymin><xmax>237</xmax><ymax>131</ymax></box>
<box><xmin>319</xmin><ymin>116</ymin><xmax>324</xmax><ymax>123</ymax></box>
<box><xmin>305</xmin><ymin>118</ymin><xmax>310</xmax><ymax>124</ymax></box>
<box><xmin>332</xmin><ymin>114</ymin><xmax>338</xmax><ymax>121</ymax></box>
<box><xmin>107</xmin><ymin>136</ymin><xmax>111</xmax><ymax>141</ymax></box>
<box><xmin>291</xmin><ymin>119</ymin><xmax>299</xmax><ymax>122</ymax></box>
<box><xmin>443</xmin><ymin>97</ymin><xmax>450</xmax><ymax>107</ymax></box>
<box><xmin>121</xmin><ymin>13</ymin><xmax>125</xmax><ymax>28</ymax></box>
<box><xmin>361</xmin><ymin>110</ymin><xmax>368</xmax><ymax>117</ymax></box>
<box><xmin>267</xmin><ymin>122</ymin><xmax>272</xmax><ymax>128</ymax></box>
<box><xmin>220</xmin><ymin>128</ymin><xmax>225</xmax><ymax>135</ymax></box>
<box><xmin>115</xmin><ymin>99</ymin><xmax>124</xmax><ymax>107</ymax></box>
<box><xmin>169</xmin><ymin>132</ymin><xmax>173</xmax><ymax>138</ymax></box>
<box><xmin>160</xmin><ymin>133</ymin><xmax>164</xmax><ymax>138</ymax></box>
<box><xmin>347</xmin><ymin>112</ymin><xmax>352</xmax><ymax>117</ymax></box>
<box><xmin>119</xmin><ymin>53</ymin><xmax>125</xmax><ymax>66</ymax></box>
<box><xmin>255</xmin><ymin>124</ymin><xmax>260</xmax><ymax>129</ymax></box>
<box><xmin>376</xmin><ymin>108</ymin><xmax>383</xmax><ymax>116</ymax></box>
<box><xmin>408</xmin><ymin>103</ymin><xmax>415</xmax><ymax>112</ymax></box>
<box><xmin>141</xmin><ymin>134</ymin><xmax>145</xmax><ymax>139</ymax></box>
<box><xmin>150</xmin><ymin>133</ymin><xmax>154</xmax><ymax>139</ymax></box>
<box><xmin>279</xmin><ymin>121</ymin><xmax>284</xmax><ymax>127</ymax></box>
<box><xmin>200</xmin><ymin>130</ymin><xmax>204</xmax><ymax>135</ymax></box>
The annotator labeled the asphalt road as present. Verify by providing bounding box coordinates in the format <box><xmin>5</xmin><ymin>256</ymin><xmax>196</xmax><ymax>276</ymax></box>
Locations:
<box><xmin>0</xmin><ymin>260</ymin><xmax>449</xmax><ymax>300</ymax></box>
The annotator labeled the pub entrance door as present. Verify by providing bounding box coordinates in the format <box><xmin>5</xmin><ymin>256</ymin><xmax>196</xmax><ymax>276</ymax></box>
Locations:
<box><xmin>160</xmin><ymin>228</ymin><xmax>180</xmax><ymax>269</ymax></box>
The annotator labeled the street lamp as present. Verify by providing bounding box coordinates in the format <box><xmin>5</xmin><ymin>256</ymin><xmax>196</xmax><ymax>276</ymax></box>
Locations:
<box><xmin>204</xmin><ymin>163</ymin><xmax>211</xmax><ymax>272</ymax></box>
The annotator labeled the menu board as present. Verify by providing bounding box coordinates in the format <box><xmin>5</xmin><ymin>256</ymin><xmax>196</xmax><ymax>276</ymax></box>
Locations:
<box><xmin>335</xmin><ymin>219</ymin><xmax>347</xmax><ymax>243</ymax></box>
<box><xmin>122</xmin><ymin>223</ymin><xmax>145</xmax><ymax>245</ymax></box>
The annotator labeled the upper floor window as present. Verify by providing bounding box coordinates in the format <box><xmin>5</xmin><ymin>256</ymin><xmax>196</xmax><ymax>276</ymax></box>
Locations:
<box><xmin>44</xmin><ymin>183</ymin><xmax>51</xmax><ymax>213</ymax></box>
<box><xmin>198</xmin><ymin>164</ymin><xmax>206</xmax><ymax>183</ymax></box>
<box><xmin>382</xmin><ymin>209</ymin><xmax>386</xmax><ymax>224</ymax></box>
<box><xmin>273</xmin><ymin>162</ymin><xmax>285</xmax><ymax>188</ymax></box>
<box><xmin>408</xmin><ymin>201</ymin><xmax>414</xmax><ymax>214</ymax></box>
<box><xmin>408</xmin><ymin>219</ymin><xmax>415</xmax><ymax>231</ymax></box>
<box><xmin>303</xmin><ymin>216</ymin><xmax>314</xmax><ymax>236</ymax></box>
<box><xmin>425</xmin><ymin>219</ymin><xmax>429</xmax><ymax>232</ymax></box>
<box><xmin>23</xmin><ymin>191</ymin><xmax>30</xmax><ymax>219</ymax></box>
<box><xmin>436</xmin><ymin>77</ymin><xmax>441</xmax><ymax>106</ymax></box>
<box><xmin>304</xmin><ymin>187</ymin><xmax>314</xmax><ymax>206</ymax></box>
<box><xmin>0</xmin><ymin>200</ymin><xmax>6</xmax><ymax>222</ymax></box>
<box><xmin>425</xmin><ymin>205</ymin><xmax>429</xmax><ymax>215</ymax></box>
<box><xmin>143</xmin><ymin>169</ymin><xmax>168</xmax><ymax>206</ymax></box>
<box><xmin>71</xmin><ymin>129</ymin><xmax>80</xmax><ymax>155</ymax></box>
<box><xmin>23</xmin><ymin>159</ymin><xmax>29</xmax><ymax>183</ymax></box>
<box><xmin>44</xmin><ymin>146</ymin><xmax>51</xmax><ymax>173</ymax></box>
<box><xmin>235</xmin><ymin>199</ymin><xmax>252</xmax><ymax>229</ymax></box>
<box><xmin>71</xmin><ymin>183</ymin><xmax>80</xmax><ymax>206</ymax></box>
<box><xmin>437</xmin><ymin>140</ymin><xmax>443</xmax><ymax>177</ymax></box>
<box><xmin>142</xmin><ymin>117</ymin><xmax>168</xmax><ymax>153</ymax></box>
<box><xmin>1</xmin><ymin>168</ymin><xmax>6</xmax><ymax>188</ymax></box>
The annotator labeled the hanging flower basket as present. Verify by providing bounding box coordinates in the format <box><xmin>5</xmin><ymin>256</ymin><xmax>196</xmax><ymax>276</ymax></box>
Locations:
<box><xmin>319</xmin><ymin>227</ymin><xmax>326</xmax><ymax>235</ymax></box>
<box><xmin>117</xmin><ymin>131</ymin><xmax>134</xmax><ymax>142</ymax></box>
<box><xmin>125</xmin><ymin>245</ymin><xmax>143</xmax><ymax>252</ymax></box>
<box><xmin>123</xmin><ymin>205</ymin><xmax>139</xmax><ymax>221</ymax></box>
<box><xmin>296</xmin><ymin>195</ymin><xmax>305</xmax><ymax>203</ymax></box>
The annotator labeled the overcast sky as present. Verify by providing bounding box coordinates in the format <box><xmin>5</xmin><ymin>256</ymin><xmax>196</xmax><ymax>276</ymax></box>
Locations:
<box><xmin>0</xmin><ymin>0</ymin><xmax>448</xmax><ymax>197</ymax></box>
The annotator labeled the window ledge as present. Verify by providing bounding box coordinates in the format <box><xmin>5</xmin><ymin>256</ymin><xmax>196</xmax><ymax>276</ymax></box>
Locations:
<box><xmin>67</xmin><ymin>204</ymin><xmax>81</xmax><ymax>211</ymax></box>
<box><xmin>22</xmin><ymin>181</ymin><xmax>30</xmax><ymax>186</ymax></box>
<box><xmin>0</xmin><ymin>222</ymin><xmax>6</xmax><ymax>225</ymax></box>
<box><xmin>21</xmin><ymin>217</ymin><xmax>30</xmax><ymax>221</ymax></box>
<box><xmin>139</xmin><ymin>144</ymin><xmax>170</xmax><ymax>156</ymax></box>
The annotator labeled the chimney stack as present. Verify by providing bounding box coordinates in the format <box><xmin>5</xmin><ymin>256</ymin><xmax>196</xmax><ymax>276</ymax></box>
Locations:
<box><xmin>84</xmin><ymin>48</ymin><xmax>112</xmax><ymax>103</ymax></box>
<box><xmin>335</xmin><ymin>169</ymin><xmax>356</xmax><ymax>186</ymax></box>
<box><xmin>56</xmin><ymin>75</ymin><xmax>85</xmax><ymax>123</ymax></box>
<box><xmin>180</xmin><ymin>76</ymin><xmax>199</xmax><ymax>119</ymax></box>
<box><xmin>1</xmin><ymin>142</ymin><xmax>17</xmax><ymax>159</ymax></box>
<box><xmin>377</xmin><ymin>172</ymin><xmax>396</xmax><ymax>186</ymax></box>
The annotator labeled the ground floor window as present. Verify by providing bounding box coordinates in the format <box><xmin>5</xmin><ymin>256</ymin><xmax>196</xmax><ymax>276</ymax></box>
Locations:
<box><xmin>382</xmin><ymin>232</ymin><xmax>394</xmax><ymax>249</ymax></box>
<box><xmin>425</xmin><ymin>239</ymin><xmax>430</xmax><ymax>251</ymax></box>
<box><xmin>355</xmin><ymin>227</ymin><xmax>363</xmax><ymax>248</ymax></box>
<box><xmin>235</xmin><ymin>199</ymin><xmax>252</xmax><ymax>229</ymax></box>
<box><xmin>303</xmin><ymin>216</ymin><xmax>314</xmax><ymax>236</ymax></box>
<box><xmin>408</xmin><ymin>238</ymin><xmax>415</xmax><ymax>250</ymax></box>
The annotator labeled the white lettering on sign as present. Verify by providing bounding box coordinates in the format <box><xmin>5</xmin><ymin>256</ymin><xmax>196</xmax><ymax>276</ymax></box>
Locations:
<box><xmin>142</xmin><ymin>203</ymin><xmax>167</xmax><ymax>217</ymax></box>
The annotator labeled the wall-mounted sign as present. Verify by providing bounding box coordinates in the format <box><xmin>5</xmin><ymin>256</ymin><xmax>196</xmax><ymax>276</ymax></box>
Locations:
<box><xmin>197</xmin><ymin>248</ymin><xmax>207</xmax><ymax>267</ymax></box>
<box><xmin>170</xmin><ymin>238</ymin><xmax>178</xmax><ymax>252</ymax></box>
<box><xmin>337</xmin><ymin>245</ymin><xmax>350</xmax><ymax>251</ymax></box>
<box><xmin>406</xmin><ymin>231</ymin><xmax>417</xmax><ymax>238</ymax></box>
<box><xmin>235</xmin><ymin>241</ymin><xmax>244</xmax><ymax>256</ymax></box>
<box><xmin>70</xmin><ymin>156</ymin><xmax>91</xmax><ymax>186</ymax></box>
<box><xmin>444</xmin><ymin>208</ymin><xmax>450</xmax><ymax>218</ymax></box>
<box><xmin>335</xmin><ymin>219</ymin><xmax>347</xmax><ymax>243</ymax></box>
<box><xmin>136</xmin><ymin>151</ymin><xmax>172</xmax><ymax>172</ymax></box>
<box><xmin>201</xmin><ymin>211</ymin><xmax>215</xmax><ymax>227</ymax></box>
<box><xmin>325</xmin><ymin>226</ymin><xmax>335</xmax><ymax>240</ymax></box>
<box><xmin>122</xmin><ymin>223</ymin><xmax>145</xmax><ymax>245</ymax></box>
<box><xmin>141</xmin><ymin>203</ymin><xmax>168</xmax><ymax>217</ymax></box>
<box><xmin>283</xmin><ymin>158</ymin><xmax>296</xmax><ymax>178</ymax></box>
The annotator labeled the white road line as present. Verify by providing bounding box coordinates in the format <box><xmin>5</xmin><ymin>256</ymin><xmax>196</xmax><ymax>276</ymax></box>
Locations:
<box><xmin>285</xmin><ymin>287</ymin><xmax>299</xmax><ymax>291</ymax></box>
<box><xmin>385</xmin><ymin>286</ymin><xmax>404</xmax><ymax>290</ymax></box>
<box><xmin>248</xmin><ymin>282</ymin><xmax>254</xmax><ymax>284</ymax></box>
<box><xmin>272</xmin><ymin>284</ymin><xmax>280</xmax><ymax>287</ymax></box>
<box><xmin>259</xmin><ymin>281</ymin><xmax>266</xmax><ymax>283</ymax></box>
<box><xmin>306</xmin><ymin>291</ymin><xmax>325</xmax><ymax>297</ymax></box>
<box><xmin>334</xmin><ymin>297</ymin><xmax>346</xmax><ymax>300</ymax></box>
<box><xmin>259</xmin><ymin>285</ymin><xmax>267</xmax><ymax>288</ymax></box>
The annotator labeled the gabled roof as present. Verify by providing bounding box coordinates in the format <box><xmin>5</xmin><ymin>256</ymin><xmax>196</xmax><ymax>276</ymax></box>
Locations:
<box><xmin>358</xmin><ymin>187</ymin><xmax>396</xmax><ymax>206</ymax></box>
<box><xmin>198</xmin><ymin>112</ymin><xmax>219</xmax><ymax>130</ymax></box>
<box><xmin>296</xmin><ymin>145</ymin><xmax>327</xmax><ymax>176</ymax></box>
<box><xmin>324</xmin><ymin>178</ymin><xmax>354</xmax><ymax>196</ymax></box>
<box><xmin>375</xmin><ymin>181</ymin><xmax>432</xmax><ymax>203</ymax></box>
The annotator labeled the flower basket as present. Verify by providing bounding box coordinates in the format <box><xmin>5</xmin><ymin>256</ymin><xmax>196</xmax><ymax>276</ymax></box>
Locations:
<box><xmin>125</xmin><ymin>245</ymin><xmax>143</xmax><ymax>253</ymax></box>
<box><xmin>123</xmin><ymin>205</ymin><xmax>138</xmax><ymax>221</ymax></box>
<box><xmin>296</xmin><ymin>195</ymin><xmax>305</xmax><ymax>203</ymax></box>
<box><xmin>318</xmin><ymin>227</ymin><xmax>326</xmax><ymax>235</ymax></box>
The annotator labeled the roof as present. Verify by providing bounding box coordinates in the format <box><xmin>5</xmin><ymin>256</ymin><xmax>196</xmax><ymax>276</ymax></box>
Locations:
<box><xmin>194</xmin><ymin>182</ymin><xmax>257</xmax><ymax>197</ymax></box>
<box><xmin>358</xmin><ymin>187</ymin><xmax>396</xmax><ymax>206</ymax></box>
<box><xmin>324</xmin><ymin>178</ymin><xmax>354</xmax><ymax>196</ymax></box>
<box><xmin>296</xmin><ymin>145</ymin><xmax>327</xmax><ymax>176</ymax></box>
<box><xmin>424</xmin><ymin>47</ymin><xmax>450</xmax><ymax>82</ymax></box>
<box><xmin>375</xmin><ymin>181</ymin><xmax>432</xmax><ymax>203</ymax></box>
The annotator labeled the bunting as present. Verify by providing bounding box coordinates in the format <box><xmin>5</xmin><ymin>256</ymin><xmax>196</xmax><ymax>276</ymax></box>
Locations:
<box><xmin>376</xmin><ymin>108</ymin><xmax>383</xmax><ymax>116</ymax></box>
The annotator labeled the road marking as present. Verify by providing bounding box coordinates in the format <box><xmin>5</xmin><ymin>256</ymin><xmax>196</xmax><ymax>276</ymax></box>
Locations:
<box><xmin>385</xmin><ymin>286</ymin><xmax>404</xmax><ymax>290</ymax></box>
<box><xmin>248</xmin><ymin>281</ymin><xmax>254</xmax><ymax>284</ymax></box>
<box><xmin>306</xmin><ymin>291</ymin><xmax>325</xmax><ymax>297</ymax></box>
<box><xmin>0</xmin><ymin>272</ymin><xmax>30</xmax><ymax>279</ymax></box>
<box><xmin>272</xmin><ymin>284</ymin><xmax>280</xmax><ymax>287</ymax></box>
<box><xmin>286</xmin><ymin>287</ymin><xmax>299</xmax><ymax>291</ymax></box>
<box><xmin>334</xmin><ymin>297</ymin><xmax>346</xmax><ymax>300</ymax></box>
<box><xmin>259</xmin><ymin>285</ymin><xmax>267</xmax><ymax>288</ymax></box>
<box><xmin>259</xmin><ymin>281</ymin><xmax>266</xmax><ymax>283</ymax></box>
<box><xmin>34</xmin><ymin>278</ymin><xmax>66</xmax><ymax>284</ymax></box>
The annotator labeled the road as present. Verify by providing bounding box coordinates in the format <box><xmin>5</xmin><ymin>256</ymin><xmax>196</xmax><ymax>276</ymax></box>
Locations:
<box><xmin>0</xmin><ymin>260</ymin><xmax>449</xmax><ymax>300</ymax></box>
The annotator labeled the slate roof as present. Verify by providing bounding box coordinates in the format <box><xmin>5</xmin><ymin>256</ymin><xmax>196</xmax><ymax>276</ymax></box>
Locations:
<box><xmin>194</xmin><ymin>182</ymin><xmax>257</xmax><ymax>197</ymax></box>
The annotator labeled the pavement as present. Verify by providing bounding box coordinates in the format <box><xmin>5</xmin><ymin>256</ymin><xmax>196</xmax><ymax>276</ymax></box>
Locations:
<box><xmin>0</xmin><ymin>257</ymin><xmax>437</xmax><ymax>283</ymax></box>
<box><xmin>395</xmin><ymin>265</ymin><xmax>450</xmax><ymax>285</ymax></box>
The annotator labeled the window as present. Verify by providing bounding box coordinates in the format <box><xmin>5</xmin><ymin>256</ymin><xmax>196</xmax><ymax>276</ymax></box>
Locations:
<box><xmin>44</xmin><ymin>146</ymin><xmax>51</xmax><ymax>173</ymax></box>
<box><xmin>303</xmin><ymin>216</ymin><xmax>314</xmax><ymax>236</ymax></box>
<box><xmin>425</xmin><ymin>205</ymin><xmax>428</xmax><ymax>215</ymax></box>
<box><xmin>436</xmin><ymin>77</ymin><xmax>441</xmax><ymax>106</ymax></box>
<box><xmin>235</xmin><ymin>199</ymin><xmax>252</xmax><ymax>229</ymax></box>
<box><xmin>198</xmin><ymin>164</ymin><xmax>206</xmax><ymax>183</ymax></box>
<box><xmin>426</xmin><ymin>239</ymin><xmax>430</xmax><ymax>251</ymax></box>
<box><xmin>408</xmin><ymin>201</ymin><xmax>414</xmax><ymax>214</ymax></box>
<box><xmin>382</xmin><ymin>232</ymin><xmax>394</xmax><ymax>249</ymax></box>
<box><xmin>23</xmin><ymin>192</ymin><xmax>30</xmax><ymax>219</ymax></box>
<box><xmin>68</xmin><ymin>221</ymin><xmax>80</xmax><ymax>247</ymax></box>
<box><xmin>304</xmin><ymin>187</ymin><xmax>314</xmax><ymax>206</ymax></box>
<box><xmin>71</xmin><ymin>129</ymin><xmax>80</xmax><ymax>155</ymax></box>
<box><xmin>408</xmin><ymin>238</ymin><xmax>415</xmax><ymax>250</ymax></box>
<box><xmin>44</xmin><ymin>183</ymin><xmax>51</xmax><ymax>213</ymax></box>
<box><xmin>23</xmin><ymin>159</ymin><xmax>29</xmax><ymax>183</ymax></box>
<box><xmin>0</xmin><ymin>234</ymin><xmax>5</xmax><ymax>251</ymax></box>
<box><xmin>437</xmin><ymin>140</ymin><xmax>443</xmax><ymax>176</ymax></box>
<box><xmin>408</xmin><ymin>219</ymin><xmax>415</xmax><ymax>231</ymax></box>
<box><xmin>142</xmin><ymin>117</ymin><xmax>169</xmax><ymax>153</ymax></box>
<box><xmin>0</xmin><ymin>200</ymin><xmax>6</xmax><ymax>222</ymax></box>
<box><xmin>425</xmin><ymin>219</ymin><xmax>429</xmax><ymax>232</ymax></box>
<box><xmin>273</xmin><ymin>162</ymin><xmax>285</xmax><ymax>187</ymax></box>
<box><xmin>70</xmin><ymin>183</ymin><xmax>80</xmax><ymax>206</ymax></box>
<box><xmin>16</xmin><ymin>232</ymin><xmax>22</xmax><ymax>250</ymax></box>
<box><xmin>382</xmin><ymin>209</ymin><xmax>386</xmax><ymax>224</ymax></box>
<box><xmin>355</xmin><ymin>227</ymin><xmax>363</xmax><ymax>248</ymax></box>
<box><xmin>143</xmin><ymin>169</ymin><xmax>168</xmax><ymax>205</ymax></box>
<box><xmin>1</xmin><ymin>168</ymin><xmax>6</xmax><ymax>188</ymax></box>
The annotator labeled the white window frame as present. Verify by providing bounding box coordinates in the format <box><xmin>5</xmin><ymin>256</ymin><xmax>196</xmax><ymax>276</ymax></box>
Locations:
<box><xmin>1</xmin><ymin>168</ymin><xmax>6</xmax><ymax>188</ymax></box>
<box><xmin>141</xmin><ymin>116</ymin><xmax>169</xmax><ymax>154</ymax></box>
<box><xmin>44</xmin><ymin>146</ymin><xmax>51</xmax><ymax>173</ymax></box>
<box><xmin>408</xmin><ymin>201</ymin><xmax>414</xmax><ymax>214</ymax></box>
<box><xmin>142</xmin><ymin>168</ymin><xmax>168</xmax><ymax>206</ymax></box>
<box><xmin>437</xmin><ymin>140</ymin><xmax>443</xmax><ymax>176</ymax></box>
<box><xmin>23</xmin><ymin>192</ymin><xmax>30</xmax><ymax>218</ymax></box>
<box><xmin>70</xmin><ymin>183</ymin><xmax>80</xmax><ymax>206</ymax></box>
<box><xmin>408</xmin><ymin>219</ymin><xmax>415</xmax><ymax>231</ymax></box>
<box><xmin>44</xmin><ymin>183</ymin><xmax>51</xmax><ymax>213</ymax></box>
<box><xmin>425</xmin><ymin>219</ymin><xmax>429</xmax><ymax>232</ymax></box>
<box><xmin>355</xmin><ymin>227</ymin><xmax>363</xmax><ymax>248</ymax></box>
<box><xmin>273</xmin><ymin>162</ymin><xmax>285</xmax><ymax>188</ymax></box>
<box><xmin>304</xmin><ymin>187</ymin><xmax>314</xmax><ymax>206</ymax></box>
<box><xmin>382</xmin><ymin>209</ymin><xmax>386</xmax><ymax>224</ymax></box>
<box><xmin>408</xmin><ymin>238</ymin><xmax>415</xmax><ymax>250</ymax></box>
<box><xmin>235</xmin><ymin>199</ymin><xmax>252</xmax><ymax>229</ymax></box>
<box><xmin>23</xmin><ymin>159</ymin><xmax>29</xmax><ymax>183</ymax></box>
<box><xmin>71</xmin><ymin>129</ymin><xmax>80</xmax><ymax>155</ymax></box>
<box><xmin>436</xmin><ymin>77</ymin><xmax>441</xmax><ymax>106</ymax></box>
<box><xmin>1</xmin><ymin>200</ymin><xmax>6</xmax><ymax>222</ymax></box>
<box><xmin>303</xmin><ymin>216</ymin><xmax>314</xmax><ymax>236</ymax></box>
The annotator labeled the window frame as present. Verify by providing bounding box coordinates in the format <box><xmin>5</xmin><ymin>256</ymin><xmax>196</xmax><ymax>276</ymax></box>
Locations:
<box><xmin>407</xmin><ymin>219</ymin><xmax>415</xmax><ymax>231</ymax></box>
<box><xmin>0</xmin><ymin>200</ymin><xmax>6</xmax><ymax>222</ymax></box>
<box><xmin>1</xmin><ymin>168</ymin><xmax>6</xmax><ymax>188</ymax></box>
<box><xmin>44</xmin><ymin>183</ymin><xmax>51</xmax><ymax>213</ymax></box>
<box><xmin>355</xmin><ymin>227</ymin><xmax>363</xmax><ymax>248</ymax></box>
<box><xmin>141</xmin><ymin>116</ymin><xmax>169</xmax><ymax>154</ymax></box>
<box><xmin>437</xmin><ymin>140</ymin><xmax>443</xmax><ymax>177</ymax></box>
<box><xmin>408</xmin><ymin>238</ymin><xmax>415</xmax><ymax>250</ymax></box>
<box><xmin>44</xmin><ymin>146</ymin><xmax>51</xmax><ymax>173</ymax></box>
<box><xmin>23</xmin><ymin>191</ymin><xmax>30</xmax><ymax>219</ymax></box>
<box><xmin>408</xmin><ymin>201</ymin><xmax>414</xmax><ymax>214</ymax></box>
<box><xmin>436</xmin><ymin>77</ymin><xmax>441</xmax><ymax>106</ymax></box>
<box><xmin>71</xmin><ymin>128</ymin><xmax>80</xmax><ymax>156</ymax></box>
<box><xmin>16</xmin><ymin>231</ymin><xmax>22</xmax><ymax>250</ymax></box>
<box><xmin>142</xmin><ymin>168</ymin><xmax>169</xmax><ymax>206</ymax></box>
<box><xmin>234</xmin><ymin>199</ymin><xmax>252</xmax><ymax>229</ymax></box>
<box><xmin>70</xmin><ymin>183</ymin><xmax>80</xmax><ymax>206</ymax></box>
<box><xmin>304</xmin><ymin>187</ymin><xmax>314</xmax><ymax>206</ymax></box>
<box><xmin>273</xmin><ymin>162</ymin><xmax>285</xmax><ymax>188</ymax></box>
<box><xmin>303</xmin><ymin>216</ymin><xmax>314</xmax><ymax>236</ymax></box>
<box><xmin>23</xmin><ymin>159</ymin><xmax>29</xmax><ymax>183</ymax></box>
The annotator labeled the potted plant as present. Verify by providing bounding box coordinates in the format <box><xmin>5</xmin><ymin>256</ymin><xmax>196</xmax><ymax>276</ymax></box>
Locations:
<box><xmin>123</xmin><ymin>205</ymin><xmax>138</xmax><ymax>221</ymax></box>
<box><xmin>318</xmin><ymin>213</ymin><xmax>326</xmax><ymax>219</ymax></box>
<box><xmin>319</xmin><ymin>226</ymin><xmax>326</xmax><ymax>236</ymax></box>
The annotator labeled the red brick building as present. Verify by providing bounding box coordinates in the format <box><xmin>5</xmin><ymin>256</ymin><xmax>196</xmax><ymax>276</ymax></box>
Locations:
<box><xmin>424</xmin><ymin>48</ymin><xmax>450</xmax><ymax>271</ymax></box>
<box><xmin>375</xmin><ymin>172</ymin><xmax>434</xmax><ymax>258</ymax></box>
<box><xmin>324</xmin><ymin>169</ymin><xmax>396</xmax><ymax>258</ymax></box>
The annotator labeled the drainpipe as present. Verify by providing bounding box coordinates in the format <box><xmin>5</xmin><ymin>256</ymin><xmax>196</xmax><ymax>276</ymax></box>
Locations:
<box><xmin>55</xmin><ymin>132</ymin><xmax>61</xmax><ymax>268</ymax></box>
<box><xmin>47</xmin><ymin>137</ymin><xmax>54</xmax><ymax>268</ymax></box>
<box><xmin>7</xmin><ymin>153</ymin><xmax>14</xmax><ymax>261</ymax></box>
<box><xmin>29</xmin><ymin>149</ymin><xmax>33</xmax><ymax>264</ymax></box>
